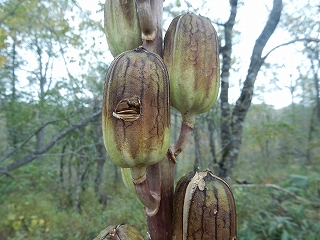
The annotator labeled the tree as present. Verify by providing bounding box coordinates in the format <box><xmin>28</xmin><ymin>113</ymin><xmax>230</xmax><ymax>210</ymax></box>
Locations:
<box><xmin>0</xmin><ymin>0</ymin><xmax>105</xmax><ymax>178</ymax></box>
<box><xmin>218</xmin><ymin>0</ymin><xmax>283</xmax><ymax>179</ymax></box>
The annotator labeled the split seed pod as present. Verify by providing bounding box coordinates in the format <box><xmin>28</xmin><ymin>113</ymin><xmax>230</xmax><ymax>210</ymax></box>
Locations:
<box><xmin>102</xmin><ymin>47</ymin><xmax>170</xmax><ymax>180</ymax></box>
<box><xmin>94</xmin><ymin>224</ymin><xmax>144</xmax><ymax>240</ymax></box>
<box><xmin>173</xmin><ymin>170</ymin><xmax>237</xmax><ymax>240</ymax></box>
<box><xmin>163</xmin><ymin>13</ymin><xmax>220</xmax><ymax>126</ymax></box>
<box><xmin>104</xmin><ymin>0</ymin><xmax>142</xmax><ymax>57</ymax></box>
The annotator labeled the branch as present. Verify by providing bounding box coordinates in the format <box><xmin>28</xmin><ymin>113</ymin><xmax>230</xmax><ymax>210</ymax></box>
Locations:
<box><xmin>0</xmin><ymin>110</ymin><xmax>102</xmax><ymax>177</ymax></box>
<box><xmin>233</xmin><ymin>183</ymin><xmax>320</xmax><ymax>208</ymax></box>
<box><xmin>0</xmin><ymin>117</ymin><xmax>69</xmax><ymax>164</ymax></box>
<box><xmin>263</xmin><ymin>38</ymin><xmax>320</xmax><ymax>60</ymax></box>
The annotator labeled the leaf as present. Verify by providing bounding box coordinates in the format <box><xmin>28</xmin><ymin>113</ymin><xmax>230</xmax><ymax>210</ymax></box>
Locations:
<box><xmin>6</xmin><ymin>213</ymin><xmax>16</xmax><ymax>221</ymax></box>
<box><xmin>11</xmin><ymin>220</ymin><xmax>22</xmax><ymax>230</ymax></box>
<box><xmin>281</xmin><ymin>230</ymin><xmax>289</xmax><ymax>240</ymax></box>
<box><xmin>288</xmin><ymin>174</ymin><xmax>310</xmax><ymax>188</ymax></box>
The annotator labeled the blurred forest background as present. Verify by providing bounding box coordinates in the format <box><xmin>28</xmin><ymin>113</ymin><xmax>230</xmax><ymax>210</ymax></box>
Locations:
<box><xmin>0</xmin><ymin>0</ymin><xmax>319</xmax><ymax>239</ymax></box>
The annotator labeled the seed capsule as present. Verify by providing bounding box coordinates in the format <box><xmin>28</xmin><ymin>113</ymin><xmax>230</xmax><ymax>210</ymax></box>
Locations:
<box><xmin>173</xmin><ymin>170</ymin><xmax>237</xmax><ymax>240</ymax></box>
<box><xmin>94</xmin><ymin>224</ymin><xmax>144</xmax><ymax>240</ymax></box>
<box><xmin>104</xmin><ymin>0</ymin><xmax>142</xmax><ymax>57</ymax></box>
<box><xmin>163</xmin><ymin>13</ymin><xmax>220</xmax><ymax>125</ymax></box>
<box><xmin>102</xmin><ymin>48</ymin><xmax>170</xmax><ymax>172</ymax></box>
<box><xmin>120</xmin><ymin>167</ymin><xmax>136</xmax><ymax>193</ymax></box>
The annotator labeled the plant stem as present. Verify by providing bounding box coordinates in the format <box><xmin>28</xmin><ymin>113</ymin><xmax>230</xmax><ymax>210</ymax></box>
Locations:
<box><xmin>133</xmin><ymin>176</ymin><xmax>161</xmax><ymax>216</ymax></box>
<box><xmin>136</xmin><ymin>0</ymin><xmax>156</xmax><ymax>41</ymax></box>
<box><xmin>135</xmin><ymin>1</ymin><xmax>195</xmax><ymax>238</ymax></box>
<box><xmin>141</xmin><ymin>0</ymin><xmax>163</xmax><ymax>55</ymax></box>
<box><xmin>170</xmin><ymin>120</ymin><xmax>194</xmax><ymax>160</ymax></box>
<box><xmin>146</xmin><ymin>154</ymin><xmax>175</xmax><ymax>239</ymax></box>
<box><xmin>136</xmin><ymin>0</ymin><xmax>176</xmax><ymax>238</ymax></box>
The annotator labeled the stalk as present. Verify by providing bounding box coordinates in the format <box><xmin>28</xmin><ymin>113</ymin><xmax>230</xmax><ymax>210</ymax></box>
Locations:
<box><xmin>135</xmin><ymin>0</ymin><xmax>175</xmax><ymax>239</ymax></box>
<box><xmin>135</xmin><ymin>1</ymin><xmax>195</xmax><ymax>238</ymax></box>
<box><xmin>146</xmin><ymin>155</ymin><xmax>175</xmax><ymax>239</ymax></box>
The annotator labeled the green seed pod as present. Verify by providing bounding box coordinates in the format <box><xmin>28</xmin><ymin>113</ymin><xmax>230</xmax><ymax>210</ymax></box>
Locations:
<box><xmin>104</xmin><ymin>0</ymin><xmax>142</xmax><ymax>57</ymax></box>
<box><xmin>120</xmin><ymin>167</ymin><xmax>136</xmax><ymax>193</ymax></box>
<box><xmin>102</xmin><ymin>48</ymin><xmax>170</xmax><ymax>177</ymax></box>
<box><xmin>163</xmin><ymin>13</ymin><xmax>220</xmax><ymax>126</ymax></box>
<box><xmin>173</xmin><ymin>170</ymin><xmax>237</xmax><ymax>240</ymax></box>
<box><xmin>94</xmin><ymin>224</ymin><xmax>144</xmax><ymax>240</ymax></box>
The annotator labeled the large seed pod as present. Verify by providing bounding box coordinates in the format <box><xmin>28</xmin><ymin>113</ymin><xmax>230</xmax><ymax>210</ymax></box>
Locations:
<box><xmin>163</xmin><ymin>13</ymin><xmax>220</xmax><ymax>125</ymax></box>
<box><xmin>102</xmin><ymin>47</ymin><xmax>170</xmax><ymax>174</ymax></box>
<box><xmin>172</xmin><ymin>170</ymin><xmax>237</xmax><ymax>240</ymax></box>
<box><xmin>94</xmin><ymin>224</ymin><xmax>144</xmax><ymax>240</ymax></box>
<box><xmin>104</xmin><ymin>0</ymin><xmax>142</xmax><ymax>57</ymax></box>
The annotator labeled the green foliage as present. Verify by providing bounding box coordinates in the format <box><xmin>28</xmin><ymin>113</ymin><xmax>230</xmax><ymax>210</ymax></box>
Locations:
<box><xmin>0</xmin><ymin>177</ymin><xmax>146</xmax><ymax>239</ymax></box>
<box><xmin>234</xmin><ymin>171</ymin><xmax>320</xmax><ymax>239</ymax></box>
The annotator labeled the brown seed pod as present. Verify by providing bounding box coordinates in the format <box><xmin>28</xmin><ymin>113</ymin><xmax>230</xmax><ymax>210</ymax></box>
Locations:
<box><xmin>102</xmin><ymin>47</ymin><xmax>170</xmax><ymax>176</ymax></box>
<box><xmin>173</xmin><ymin>170</ymin><xmax>237</xmax><ymax>240</ymax></box>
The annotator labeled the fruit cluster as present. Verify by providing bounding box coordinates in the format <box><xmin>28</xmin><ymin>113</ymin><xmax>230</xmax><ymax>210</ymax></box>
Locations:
<box><xmin>99</xmin><ymin>0</ymin><xmax>236</xmax><ymax>239</ymax></box>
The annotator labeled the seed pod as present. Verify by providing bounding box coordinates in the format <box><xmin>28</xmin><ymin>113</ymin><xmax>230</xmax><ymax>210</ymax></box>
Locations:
<box><xmin>94</xmin><ymin>224</ymin><xmax>144</xmax><ymax>240</ymax></box>
<box><xmin>102</xmin><ymin>47</ymin><xmax>170</xmax><ymax>175</ymax></box>
<box><xmin>120</xmin><ymin>167</ymin><xmax>136</xmax><ymax>193</ymax></box>
<box><xmin>104</xmin><ymin>0</ymin><xmax>142</xmax><ymax>57</ymax></box>
<box><xmin>172</xmin><ymin>170</ymin><xmax>237</xmax><ymax>240</ymax></box>
<box><xmin>163</xmin><ymin>13</ymin><xmax>220</xmax><ymax>126</ymax></box>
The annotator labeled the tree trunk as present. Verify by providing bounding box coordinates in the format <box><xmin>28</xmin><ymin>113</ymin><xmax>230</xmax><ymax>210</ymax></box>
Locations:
<box><xmin>207</xmin><ymin>116</ymin><xmax>217</xmax><ymax>170</ymax></box>
<box><xmin>219</xmin><ymin>0</ymin><xmax>238</xmax><ymax>179</ymax></box>
<box><xmin>60</xmin><ymin>144</ymin><xmax>67</xmax><ymax>189</ymax></box>
<box><xmin>67</xmin><ymin>151</ymin><xmax>74</xmax><ymax>206</ymax></box>
<box><xmin>219</xmin><ymin>0</ymin><xmax>283</xmax><ymax>180</ymax></box>
<box><xmin>92</xmin><ymin>99</ymin><xmax>107</xmax><ymax>205</ymax></box>
<box><xmin>310</xmin><ymin>48</ymin><xmax>320</xmax><ymax>124</ymax></box>
<box><xmin>306</xmin><ymin>107</ymin><xmax>316</xmax><ymax>165</ymax></box>
<box><xmin>35</xmin><ymin>37</ymin><xmax>46</xmax><ymax>159</ymax></box>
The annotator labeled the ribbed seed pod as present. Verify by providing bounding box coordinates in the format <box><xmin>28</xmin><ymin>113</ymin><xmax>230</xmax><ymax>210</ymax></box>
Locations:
<box><xmin>94</xmin><ymin>224</ymin><xmax>144</xmax><ymax>240</ymax></box>
<box><xmin>173</xmin><ymin>170</ymin><xmax>237</xmax><ymax>240</ymax></box>
<box><xmin>102</xmin><ymin>47</ymin><xmax>170</xmax><ymax>176</ymax></box>
<box><xmin>104</xmin><ymin>0</ymin><xmax>142</xmax><ymax>57</ymax></box>
<box><xmin>163</xmin><ymin>13</ymin><xmax>220</xmax><ymax>125</ymax></box>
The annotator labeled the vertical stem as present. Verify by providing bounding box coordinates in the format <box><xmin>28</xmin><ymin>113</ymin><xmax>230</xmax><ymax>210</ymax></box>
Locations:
<box><xmin>139</xmin><ymin>0</ymin><xmax>175</xmax><ymax>239</ymax></box>
<box><xmin>142</xmin><ymin>0</ymin><xmax>163</xmax><ymax>55</ymax></box>
<box><xmin>146</xmin><ymin>155</ymin><xmax>174</xmax><ymax>240</ymax></box>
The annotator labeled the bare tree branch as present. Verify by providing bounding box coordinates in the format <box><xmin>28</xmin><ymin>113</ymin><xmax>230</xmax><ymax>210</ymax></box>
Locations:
<box><xmin>263</xmin><ymin>38</ymin><xmax>320</xmax><ymax>60</ymax></box>
<box><xmin>0</xmin><ymin>117</ymin><xmax>70</xmax><ymax>164</ymax></box>
<box><xmin>0</xmin><ymin>110</ymin><xmax>102</xmax><ymax>177</ymax></box>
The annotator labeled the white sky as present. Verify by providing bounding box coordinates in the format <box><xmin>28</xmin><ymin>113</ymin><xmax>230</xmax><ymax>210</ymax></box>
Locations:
<box><xmin>76</xmin><ymin>0</ymin><xmax>307</xmax><ymax>109</ymax></box>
